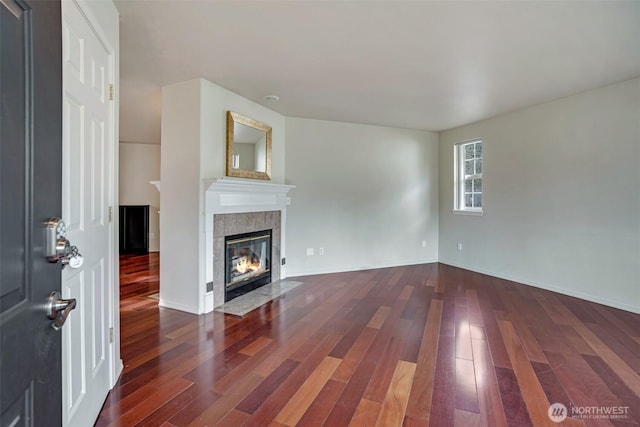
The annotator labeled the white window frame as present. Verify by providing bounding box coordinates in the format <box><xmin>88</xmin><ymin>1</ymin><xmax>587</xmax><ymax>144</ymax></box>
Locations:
<box><xmin>453</xmin><ymin>139</ymin><xmax>483</xmax><ymax>216</ymax></box>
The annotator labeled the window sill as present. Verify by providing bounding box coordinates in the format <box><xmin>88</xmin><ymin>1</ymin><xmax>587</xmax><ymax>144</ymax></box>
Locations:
<box><xmin>452</xmin><ymin>209</ymin><xmax>483</xmax><ymax>217</ymax></box>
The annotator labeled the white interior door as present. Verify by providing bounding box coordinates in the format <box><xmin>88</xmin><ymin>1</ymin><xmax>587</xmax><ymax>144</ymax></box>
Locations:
<box><xmin>61</xmin><ymin>0</ymin><xmax>115</xmax><ymax>425</ymax></box>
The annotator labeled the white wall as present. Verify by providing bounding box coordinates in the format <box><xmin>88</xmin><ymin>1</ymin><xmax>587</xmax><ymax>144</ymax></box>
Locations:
<box><xmin>160</xmin><ymin>79</ymin><xmax>202</xmax><ymax>313</ymax></box>
<box><xmin>161</xmin><ymin>78</ymin><xmax>286</xmax><ymax>313</ymax></box>
<box><xmin>119</xmin><ymin>142</ymin><xmax>160</xmax><ymax>251</ymax></box>
<box><xmin>439</xmin><ymin>77</ymin><xmax>640</xmax><ymax>314</ymax></box>
<box><xmin>285</xmin><ymin>118</ymin><xmax>439</xmax><ymax>276</ymax></box>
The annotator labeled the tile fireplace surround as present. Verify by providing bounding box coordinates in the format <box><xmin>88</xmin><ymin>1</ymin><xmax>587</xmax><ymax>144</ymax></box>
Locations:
<box><xmin>204</xmin><ymin>178</ymin><xmax>295</xmax><ymax>312</ymax></box>
<box><xmin>213</xmin><ymin>211</ymin><xmax>281</xmax><ymax>303</ymax></box>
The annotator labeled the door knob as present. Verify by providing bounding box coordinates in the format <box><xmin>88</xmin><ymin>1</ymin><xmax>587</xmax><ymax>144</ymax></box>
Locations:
<box><xmin>46</xmin><ymin>291</ymin><xmax>76</xmax><ymax>331</ymax></box>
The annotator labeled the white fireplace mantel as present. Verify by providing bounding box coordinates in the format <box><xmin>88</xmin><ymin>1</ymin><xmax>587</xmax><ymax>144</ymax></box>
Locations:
<box><xmin>204</xmin><ymin>178</ymin><xmax>295</xmax><ymax>215</ymax></box>
<box><xmin>203</xmin><ymin>178</ymin><xmax>295</xmax><ymax>312</ymax></box>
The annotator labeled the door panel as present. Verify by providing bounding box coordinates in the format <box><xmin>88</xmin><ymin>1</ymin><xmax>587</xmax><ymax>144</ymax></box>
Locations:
<box><xmin>62</xmin><ymin>95</ymin><xmax>84</xmax><ymax>230</ymax></box>
<box><xmin>61</xmin><ymin>1</ymin><xmax>113</xmax><ymax>425</ymax></box>
<box><xmin>89</xmin><ymin>114</ymin><xmax>106</xmax><ymax>226</ymax></box>
<box><xmin>0</xmin><ymin>0</ymin><xmax>63</xmax><ymax>426</ymax></box>
<box><xmin>0</xmin><ymin>0</ymin><xmax>28</xmax><ymax>312</ymax></box>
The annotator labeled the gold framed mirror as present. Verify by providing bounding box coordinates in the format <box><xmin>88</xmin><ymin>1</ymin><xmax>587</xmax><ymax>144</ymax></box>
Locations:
<box><xmin>226</xmin><ymin>111</ymin><xmax>272</xmax><ymax>180</ymax></box>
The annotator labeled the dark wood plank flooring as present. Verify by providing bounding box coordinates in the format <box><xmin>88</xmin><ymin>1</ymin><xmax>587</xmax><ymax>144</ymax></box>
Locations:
<box><xmin>98</xmin><ymin>256</ymin><xmax>640</xmax><ymax>426</ymax></box>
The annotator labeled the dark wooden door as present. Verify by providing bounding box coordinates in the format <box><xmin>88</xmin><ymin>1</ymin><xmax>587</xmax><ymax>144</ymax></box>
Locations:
<box><xmin>0</xmin><ymin>0</ymin><xmax>63</xmax><ymax>425</ymax></box>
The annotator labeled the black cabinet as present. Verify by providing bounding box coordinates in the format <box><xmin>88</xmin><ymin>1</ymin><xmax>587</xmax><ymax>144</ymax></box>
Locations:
<box><xmin>119</xmin><ymin>205</ymin><xmax>149</xmax><ymax>254</ymax></box>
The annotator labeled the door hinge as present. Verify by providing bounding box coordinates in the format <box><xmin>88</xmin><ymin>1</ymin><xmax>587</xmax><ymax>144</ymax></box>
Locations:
<box><xmin>109</xmin><ymin>327</ymin><xmax>114</xmax><ymax>344</ymax></box>
<box><xmin>108</xmin><ymin>206</ymin><xmax>113</xmax><ymax>222</ymax></box>
<box><xmin>108</xmin><ymin>83</ymin><xmax>114</xmax><ymax>101</ymax></box>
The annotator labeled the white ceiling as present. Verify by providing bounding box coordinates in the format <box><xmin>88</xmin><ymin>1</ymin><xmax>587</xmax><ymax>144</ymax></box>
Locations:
<box><xmin>116</xmin><ymin>0</ymin><xmax>640</xmax><ymax>144</ymax></box>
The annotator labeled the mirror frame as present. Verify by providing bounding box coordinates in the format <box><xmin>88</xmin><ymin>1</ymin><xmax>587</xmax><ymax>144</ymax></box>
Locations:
<box><xmin>226</xmin><ymin>111</ymin><xmax>272</xmax><ymax>180</ymax></box>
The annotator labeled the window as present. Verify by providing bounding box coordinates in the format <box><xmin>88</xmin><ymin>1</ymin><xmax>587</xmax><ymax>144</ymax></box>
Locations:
<box><xmin>454</xmin><ymin>139</ymin><xmax>483</xmax><ymax>214</ymax></box>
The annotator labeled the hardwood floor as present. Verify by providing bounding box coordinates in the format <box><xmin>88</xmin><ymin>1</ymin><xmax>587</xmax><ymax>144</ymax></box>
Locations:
<box><xmin>98</xmin><ymin>258</ymin><xmax>640</xmax><ymax>426</ymax></box>
<box><xmin>119</xmin><ymin>253</ymin><xmax>159</xmax><ymax>302</ymax></box>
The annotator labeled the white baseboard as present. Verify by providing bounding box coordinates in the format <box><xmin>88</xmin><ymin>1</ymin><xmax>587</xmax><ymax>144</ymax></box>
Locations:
<box><xmin>287</xmin><ymin>258</ymin><xmax>439</xmax><ymax>278</ymax></box>
<box><xmin>438</xmin><ymin>259</ymin><xmax>640</xmax><ymax>315</ymax></box>
<box><xmin>158</xmin><ymin>299</ymin><xmax>200</xmax><ymax>314</ymax></box>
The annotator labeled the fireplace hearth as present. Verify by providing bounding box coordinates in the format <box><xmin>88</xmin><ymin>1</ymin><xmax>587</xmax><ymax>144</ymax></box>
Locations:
<box><xmin>225</xmin><ymin>229</ymin><xmax>272</xmax><ymax>302</ymax></box>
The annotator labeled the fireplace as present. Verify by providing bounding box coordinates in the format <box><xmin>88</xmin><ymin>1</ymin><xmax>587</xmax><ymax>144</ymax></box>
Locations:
<box><xmin>225</xmin><ymin>229</ymin><xmax>272</xmax><ymax>302</ymax></box>
<box><xmin>204</xmin><ymin>179</ymin><xmax>294</xmax><ymax>311</ymax></box>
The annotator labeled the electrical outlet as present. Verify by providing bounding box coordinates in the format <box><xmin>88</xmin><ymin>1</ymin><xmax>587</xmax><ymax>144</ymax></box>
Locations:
<box><xmin>422</xmin><ymin>240</ymin><xmax>426</xmax><ymax>248</ymax></box>
<box><xmin>306</xmin><ymin>248</ymin><xmax>314</xmax><ymax>256</ymax></box>
<box><xmin>457</xmin><ymin>243</ymin><xmax>463</xmax><ymax>251</ymax></box>
<box><xmin>319</xmin><ymin>247</ymin><xmax>324</xmax><ymax>256</ymax></box>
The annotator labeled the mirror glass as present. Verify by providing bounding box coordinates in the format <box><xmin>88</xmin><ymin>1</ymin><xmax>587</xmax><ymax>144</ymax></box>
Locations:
<box><xmin>226</xmin><ymin>111</ymin><xmax>272</xmax><ymax>180</ymax></box>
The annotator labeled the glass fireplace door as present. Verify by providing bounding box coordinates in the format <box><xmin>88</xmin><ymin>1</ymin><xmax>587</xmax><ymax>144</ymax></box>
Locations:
<box><xmin>225</xmin><ymin>230</ymin><xmax>272</xmax><ymax>300</ymax></box>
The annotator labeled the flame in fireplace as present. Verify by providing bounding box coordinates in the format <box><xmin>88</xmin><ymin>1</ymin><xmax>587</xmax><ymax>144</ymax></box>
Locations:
<box><xmin>227</xmin><ymin>233</ymin><xmax>271</xmax><ymax>287</ymax></box>
<box><xmin>234</xmin><ymin>256</ymin><xmax>262</xmax><ymax>275</ymax></box>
